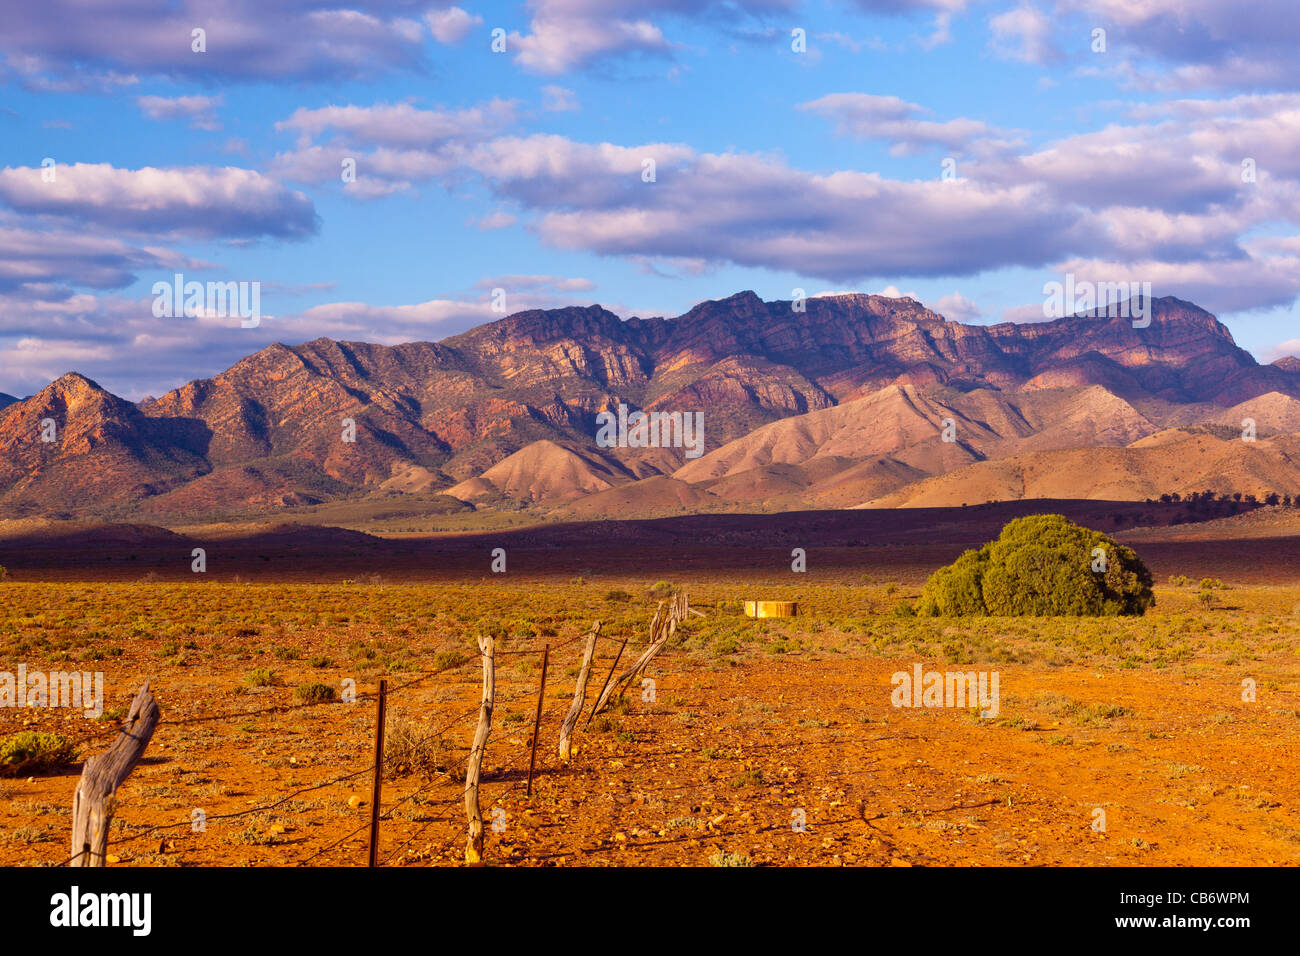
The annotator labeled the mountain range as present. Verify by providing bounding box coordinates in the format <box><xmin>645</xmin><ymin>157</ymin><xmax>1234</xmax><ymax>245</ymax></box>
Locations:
<box><xmin>3</xmin><ymin>291</ymin><xmax>1300</xmax><ymax>523</ymax></box>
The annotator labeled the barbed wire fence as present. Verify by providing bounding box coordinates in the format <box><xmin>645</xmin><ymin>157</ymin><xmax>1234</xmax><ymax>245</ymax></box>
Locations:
<box><xmin>47</xmin><ymin>596</ymin><xmax>689</xmax><ymax>868</ymax></box>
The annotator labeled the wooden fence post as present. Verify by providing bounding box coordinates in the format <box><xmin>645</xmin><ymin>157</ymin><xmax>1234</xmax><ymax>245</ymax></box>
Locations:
<box><xmin>70</xmin><ymin>682</ymin><xmax>160</xmax><ymax>867</ymax></box>
<box><xmin>585</xmin><ymin>631</ymin><xmax>629</xmax><ymax>729</ymax></box>
<box><xmin>592</xmin><ymin>593</ymin><xmax>687</xmax><ymax>718</ymax></box>
<box><xmin>526</xmin><ymin>644</ymin><xmax>549</xmax><ymax>797</ymax></box>
<box><xmin>367</xmin><ymin>678</ymin><xmax>387</xmax><ymax>867</ymax></box>
<box><xmin>464</xmin><ymin>634</ymin><xmax>495</xmax><ymax>863</ymax></box>
<box><xmin>557</xmin><ymin>622</ymin><xmax>600</xmax><ymax>762</ymax></box>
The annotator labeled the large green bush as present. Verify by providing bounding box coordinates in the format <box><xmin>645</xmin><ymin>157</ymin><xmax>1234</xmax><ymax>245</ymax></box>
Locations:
<box><xmin>915</xmin><ymin>514</ymin><xmax>1154</xmax><ymax>617</ymax></box>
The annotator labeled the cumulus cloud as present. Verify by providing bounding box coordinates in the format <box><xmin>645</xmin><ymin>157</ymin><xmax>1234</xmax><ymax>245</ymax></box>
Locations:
<box><xmin>474</xmin><ymin>210</ymin><xmax>517</xmax><ymax>230</ymax></box>
<box><xmin>0</xmin><ymin>0</ymin><xmax>441</xmax><ymax>86</ymax></box>
<box><xmin>272</xmin><ymin>99</ymin><xmax>520</xmax><ymax>196</ymax></box>
<box><xmin>471</xmin><ymin>275</ymin><xmax>597</xmax><ymax>293</ymax></box>
<box><xmin>0</xmin><ymin>218</ymin><xmax>204</xmax><ymax>295</ymax></box>
<box><xmin>457</xmin><ymin>134</ymin><xmax>1084</xmax><ymax>279</ymax></box>
<box><xmin>427</xmin><ymin>6</ymin><xmax>482</xmax><ymax>44</ymax></box>
<box><xmin>799</xmin><ymin>93</ymin><xmax>1020</xmax><ymax>155</ymax></box>
<box><xmin>541</xmin><ymin>85</ymin><xmax>580</xmax><ymax>112</ymax></box>
<box><xmin>870</xmin><ymin>285</ymin><xmax>919</xmax><ymax>298</ymax></box>
<box><xmin>277</xmin><ymin>100</ymin><xmax>518</xmax><ymax>150</ymax></box>
<box><xmin>512</xmin><ymin>16</ymin><xmax>670</xmax><ymax>75</ymax></box>
<box><xmin>989</xmin><ymin>4</ymin><xmax>1059</xmax><ymax>64</ymax></box>
<box><xmin>507</xmin><ymin>0</ymin><xmax>794</xmax><ymax>74</ymax></box>
<box><xmin>136</xmin><ymin>94</ymin><xmax>222</xmax><ymax>130</ymax></box>
<box><xmin>1263</xmin><ymin>337</ymin><xmax>1300</xmax><ymax>363</ymax></box>
<box><xmin>934</xmin><ymin>291</ymin><xmax>982</xmax><ymax>321</ymax></box>
<box><xmin>255</xmin><ymin>85</ymin><xmax>1300</xmax><ymax>314</ymax></box>
<box><xmin>1059</xmin><ymin>0</ymin><xmax>1300</xmax><ymax>91</ymax></box>
<box><xmin>451</xmin><ymin>104</ymin><xmax>1300</xmax><ymax>311</ymax></box>
<box><xmin>1055</xmin><ymin>250</ymin><xmax>1300</xmax><ymax>314</ymax></box>
<box><xmin>1</xmin><ymin>0</ymin><xmax>1294</xmax><ymax>94</ymax></box>
<box><xmin>0</xmin><ymin>163</ymin><xmax>318</xmax><ymax>239</ymax></box>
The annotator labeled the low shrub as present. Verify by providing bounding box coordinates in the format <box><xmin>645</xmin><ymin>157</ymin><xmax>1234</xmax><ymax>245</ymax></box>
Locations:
<box><xmin>293</xmin><ymin>682</ymin><xmax>335</xmax><ymax>704</ymax></box>
<box><xmin>0</xmin><ymin>732</ymin><xmax>74</xmax><ymax>777</ymax></box>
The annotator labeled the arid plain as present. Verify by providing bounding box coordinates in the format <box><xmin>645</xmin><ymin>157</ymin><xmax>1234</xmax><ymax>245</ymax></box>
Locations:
<box><xmin>2</xmin><ymin>500</ymin><xmax>1298</xmax><ymax>866</ymax></box>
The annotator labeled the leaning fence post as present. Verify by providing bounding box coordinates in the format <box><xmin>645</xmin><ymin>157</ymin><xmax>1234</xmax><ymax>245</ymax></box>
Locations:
<box><xmin>70</xmin><ymin>682</ymin><xmax>160</xmax><ymax>867</ymax></box>
<box><xmin>526</xmin><ymin>644</ymin><xmax>549</xmax><ymax>796</ymax></box>
<box><xmin>464</xmin><ymin>634</ymin><xmax>495</xmax><ymax>863</ymax></box>
<box><xmin>586</xmin><ymin>631</ymin><xmax>629</xmax><ymax>730</ymax></box>
<box><xmin>367</xmin><ymin>678</ymin><xmax>387</xmax><ymax>867</ymax></box>
<box><xmin>593</xmin><ymin>594</ymin><xmax>686</xmax><ymax>718</ymax></box>
<box><xmin>558</xmin><ymin>622</ymin><xmax>600</xmax><ymax>762</ymax></box>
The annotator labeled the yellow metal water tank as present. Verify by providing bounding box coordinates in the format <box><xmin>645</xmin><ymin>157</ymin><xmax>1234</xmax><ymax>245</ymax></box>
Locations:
<box><xmin>744</xmin><ymin>600</ymin><xmax>797</xmax><ymax>618</ymax></box>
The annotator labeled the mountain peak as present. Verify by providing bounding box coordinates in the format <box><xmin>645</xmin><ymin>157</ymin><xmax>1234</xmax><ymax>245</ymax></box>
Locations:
<box><xmin>679</xmin><ymin>289</ymin><xmax>766</xmax><ymax>318</ymax></box>
<box><xmin>43</xmin><ymin>371</ymin><xmax>104</xmax><ymax>393</ymax></box>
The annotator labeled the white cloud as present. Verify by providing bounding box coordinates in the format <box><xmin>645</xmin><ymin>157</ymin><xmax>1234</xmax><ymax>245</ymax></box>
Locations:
<box><xmin>872</xmin><ymin>285</ymin><xmax>919</xmax><ymax>299</ymax></box>
<box><xmin>800</xmin><ymin>93</ymin><xmax>1019</xmax><ymax>155</ymax></box>
<box><xmin>512</xmin><ymin>16</ymin><xmax>670</xmax><ymax>75</ymax></box>
<box><xmin>934</xmin><ymin>291</ymin><xmax>981</xmax><ymax>321</ymax></box>
<box><xmin>541</xmin><ymin>85</ymin><xmax>580</xmax><ymax>112</ymax></box>
<box><xmin>136</xmin><ymin>94</ymin><xmax>223</xmax><ymax>130</ymax></box>
<box><xmin>1059</xmin><ymin>0</ymin><xmax>1300</xmax><ymax>91</ymax></box>
<box><xmin>427</xmin><ymin>7</ymin><xmax>482</xmax><ymax>45</ymax></box>
<box><xmin>0</xmin><ymin>0</ymin><xmax>435</xmax><ymax>86</ymax></box>
<box><xmin>276</xmin><ymin>100</ymin><xmax>518</xmax><ymax>150</ymax></box>
<box><xmin>1263</xmin><ymin>338</ymin><xmax>1300</xmax><ymax>363</ymax></box>
<box><xmin>989</xmin><ymin>4</ymin><xmax>1058</xmax><ymax>64</ymax></box>
<box><xmin>471</xmin><ymin>275</ymin><xmax>596</xmax><ymax>293</ymax></box>
<box><xmin>474</xmin><ymin>210</ymin><xmax>517</xmax><ymax>230</ymax></box>
<box><xmin>0</xmin><ymin>162</ymin><xmax>318</xmax><ymax>239</ymax></box>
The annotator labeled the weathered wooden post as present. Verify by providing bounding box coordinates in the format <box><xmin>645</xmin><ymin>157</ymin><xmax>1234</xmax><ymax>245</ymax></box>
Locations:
<box><xmin>586</xmin><ymin>630</ymin><xmax>629</xmax><ymax>729</ymax></box>
<box><xmin>593</xmin><ymin>593</ymin><xmax>686</xmax><ymax>717</ymax></box>
<box><xmin>557</xmin><ymin>622</ymin><xmax>600</xmax><ymax>762</ymax></box>
<box><xmin>526</xmin><ymin>644</ymin><xmax>549</xmax><ymax>797</ymax></box>
<box><xmin>70</xmin><ymin>682</ymin><xmax>160</xmax><ymax>867</ymax></box>
<box><xmin>367</xmin><ymin>678</ymin><xmax>387</xmax><ymax>867</ymax></box>
<box><xmin>464</xmin><ymin>634</ymin><xmax>495</xmax><ymax>863</ymax></box>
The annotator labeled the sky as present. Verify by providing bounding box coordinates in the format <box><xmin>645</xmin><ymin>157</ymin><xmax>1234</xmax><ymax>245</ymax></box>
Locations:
<box><xmin>2</xmin><ymin>0</ymin><xmax>1300</xmax><ymax>399</ymax></box>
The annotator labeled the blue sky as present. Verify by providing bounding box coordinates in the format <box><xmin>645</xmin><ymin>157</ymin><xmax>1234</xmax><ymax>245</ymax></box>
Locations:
<box><xmin>2</xmin><ymin>0</ymin><xmax>1300</xmax><ymax>398</ymax></box>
